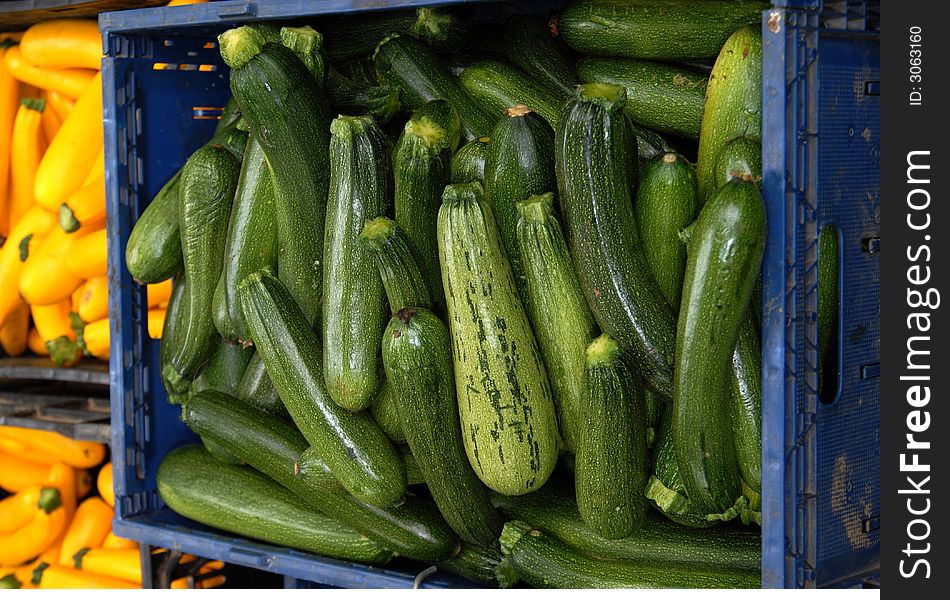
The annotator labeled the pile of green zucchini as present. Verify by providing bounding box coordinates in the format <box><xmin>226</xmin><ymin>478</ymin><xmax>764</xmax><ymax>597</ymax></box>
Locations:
<box><xmin>124</xmin><ymin>0</ymin><xmax>803</xmax><ymax>588</ymax></box>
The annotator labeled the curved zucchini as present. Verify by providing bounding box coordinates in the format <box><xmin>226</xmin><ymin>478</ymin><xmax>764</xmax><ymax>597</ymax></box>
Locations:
<box><xmin>219</xmin><ymin>27</ymin><xmax>331</xmax><ymax>323</ymax></box>
<box><xmin>238</xmin><ymin>271</ymin><xmax>405</xmax><ymax>507</ymax></box>
<box><xmin>515</xmin><ymin>194</ymin><xmax>596</xmax><ymax>453</ymax></box>
<box><xmin>374</xmin><ymin>34</ymin><xmax>494</xmax><ymax>141</ymax></box>
<box><xmin>730</xmin><ymin>312</ymin><xmax>762</xmax><ymax>524</ymax></box>
<box><xmin>450</xmin><ymin>136</ymin><xmax>490</xmax><ymax>184</ymax></box>
<box><xmin>555</xmin><ymin>82</ymin><xmax>676</xmax><ymax>400</ymax></box>
<box><xmin>163</xmin><ymin>144</ymin><xmax>240</xmax><ymax>394</ymax></box>
<box><xmin>696</xmin><ymin>26</ymin><xmax>762</xmax><ymax>203</ymax></box>
<box><xmin>360</xmin><ymin>217</ymin><xmax>432</xmax><ymax>313</ymax></box>
<box><xmin>323</xmin><ymin>115</ymin><xmax>390</xmax><ymax>412</ymax></box>
<box><xmin>382</xmin><ymin>308</ymin><xmax>503</xmax><ymax>545</ymax></box>
<box><xmin>673</xmin><ymin>179</ymin><xmax>766</xmax><ymax>515</ymax></box>
<box><xmin>392</xmin><ymin>99</ymin><xmax>460</xmax><ymax>312</ymax></box>
<box><xmin>369</xmin><ymin>381</ymin><xmax>406</xmax><ymax>444</ymax></box>
<box><xmin>483</xmin><ymin>105</ymin><xmax>556</xmax><ymax>298</ymax></box>
<box><xmin>459</xmin><ymin>61</ymin><xmax>563</xmax><ymax>127</ymax></box>
<box><xmin>325</xmin><ymin>65</ymin><xmax>401</xmax><ymax>124</ymax></box>
<box><xmin>126</xmin><ymin>172</ymin><xmax>182</xmax><ymax>284</ymax></box>
<box><xmin>211</xmin><ymin>133</ymin><xmax>277</xmax><ymax>344</ymax></box>
<box><xmin>634</xmin><ymin>152</ymin><xmax>699</xmax><ymax>311</ymax></box>
<box><xmin>157</xmin><ymin>445</ymin><xmax>395</xmax><ymax>565</ymax></box>
<box><xmin>190</xmin><ymin>337</ymin><xmax>253</xmax><ymax>398</ymax></box>
<box><xmin>503</xmin><ymin>16</ymin><xmax>577</xmax><ymax>99</ymax></box>
<box><xmin>183</xmin><ymin>390</ymin><xmax>457</xmax><ymax>562</ymax></box>
<box><xmin>158</xmin><ymin>276</ymin><xmax>190</xmax><ymax>404</ymax></box>
<box><xmin>576</xmin><ymin>334</ymin><xmax>647</xmax><ymax>538</ymax></box>
<box><xmin>499</xmin><ymin>520</ymin><xmax>759</xmax><ymax>588</ymax></box>
<box><xmin>437</xmin><ymin>182</ymin><xmax>558</xmax><ymax>496</ymax></box>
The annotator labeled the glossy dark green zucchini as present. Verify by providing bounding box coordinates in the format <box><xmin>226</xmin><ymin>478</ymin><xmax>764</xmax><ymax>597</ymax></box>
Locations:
<box><xmin>126</xmin><ymin>172</ymin><xmax>182</xmax><ymax>284</ymax></box>
<box><xmin>450</xmin><ymin>136</ymin><xmax>490</xmax><ymax>184</ymax></box>
<box><xmin>459</xmin><ymin>61</ymin><xmax>563</xmax><ymax>127</ymax></box>
<box><xmin>238</xmin><ymin>271</ymin><xmax>405</xmax><ymax>507</ymax></box>
<box><xmin>323</xmin><ymin>115</ymin><xmax>390</xmax><ymax>412</ymax></box>
<box><xmin>360</xmin><ymin>217</ymin><xmax>433</xmax><ymax>313</ymax></box>
<box><xmin>503</xmin><ymin>16</ymin><xmax>577</xmax><ymax>99</ymax></box>
<box><xmin>322</xmin><ymin>7</ymin><xmax>468</xmax><ymax>61</ymax></box>
<box><xmin>234</xmin><ymin>352</ymin><xmax>286</xmax><ymax>416</ymax></box>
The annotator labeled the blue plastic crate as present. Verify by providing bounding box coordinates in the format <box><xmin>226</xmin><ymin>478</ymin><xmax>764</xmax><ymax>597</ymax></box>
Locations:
<box><xmin>103</xmin><ymin>0</ymin><xmax>880</xmax><ymax>589</ymax></box>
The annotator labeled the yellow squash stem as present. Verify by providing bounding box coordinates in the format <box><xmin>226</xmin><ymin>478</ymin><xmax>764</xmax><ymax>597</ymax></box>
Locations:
<box><xmin>33</xmin><ymin>71</ymin><xmax>102</xmax><ymax>210</ymax></box>
<box><xmin>20</xmin><ymin>19</ymin><xmax>102</xmax><ymax>71</ymax></box>
<box><xmin>9</xmin><ymin>98</ymin><xmax>46</xmax><ymax>230</ymax></box>
<box><xmin>2</xmin><ymin>46</ymin><xmax>96</xmax><ymax>99</ymax></box>
<box><xmin>0</xmin><ymin>205</ymin><xmax>55</xmax><ymax>324</ymax></box>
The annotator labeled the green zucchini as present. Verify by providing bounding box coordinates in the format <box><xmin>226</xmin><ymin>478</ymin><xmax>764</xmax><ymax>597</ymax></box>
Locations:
<box><xmin>360</xmin><ymin>217</ymin><xmax>432</xmax><ymax>313</ymax></box>
<box><xmin>437</xmin><ymin>182</ymin><xmax>558</xmax><ymax>496</ymax></box>
<box><xmin>645</xmin><ymin>407</ymin><xmax>717</xmax><ymax>528</ymax></box>
<box><xmin>493</xmin><ymin>480</ymin><xmax>761</xmax><ymax>570</ymax></box>
<box><xmin>459</xmin><ymin>61</ymin><xmax>563</xmax><ymax>128</ymax></box>
<box><xmin>818</xmin><ymin>224</ymin><xmax>839</xmax><ymax>397</ymax></box>
<box><xmin>438</xmin><ymin>544</ymin><xmax>519</xmax><ymax>589</ymax></box>
<box><xmin>576</xmin><ymin>57</ymin><xmax>707</xmax><ymax>139</ymax></box>
<box><xmin>374</xmin><ymin>34</ymin><xmax>494</xmax><ymax>141</ymax></box>
<box><xmin>183</xmin><ymin>390</ymin><xmax>457</xmax><ymax>562</ymax></box>
<box><xmin>238</xmin><ymin>271</ymin><xmax>405</xmax><ymax>507</ymax></box>
<box><xmin>159</xmin><ymin>277</ymin><xmax>190</xmax><ymax>404</ymax></box>
<box><xmin>576</xmin><ymin>334</ymin><xmax>647</xmax><ymax>538</ymax></box>
<box><xmin>211</xmin><ymin>133</ymin><xmax>277</xmax><ymax>344</ymax></box>
<box><xmin>499</xmin><ymin>520</ymin><xmax>759</xmax><ymax>588</ymax></box>
<box><xmin>634</xmin><ymin>153</ymin><xmax>699</xmax><ymax>311</ymax></box>
<box><xmin>207</xmin><ymin>125</ymin><xmax>249</xmax><ymax>161</ymax></box>
<box><xmin>190</xmin><ymin>337</ymin><xmax>253</xmax><ymax>397</ymax></box>
<box><xmin>730</xmin><ymin>312</ymin><xmax>762</xmax><ymax>524</ymax></box>
<box><xmin>325</xmin><ymin>65</ymin><xmax>401</xmax><ymax>124</ymax></box>
<box><xmin>323</xmin><ymin>115</ymin><xmax>390</xmax><ymax>412</ymax></box>
<box><xmin>219</xmin><ymin>27</ymin><xmax>330</xmax><ymax>324</ymax></box>
<box><xmin>382</xmin><ymin>308</ymin><xmax>503</xmax><ymax>545</ymax></box>
<box><xmin>215</xmin><ymin>97</ymin><xmax>241</xmax><ymax>133</ymax></box>
<box><xmin>443</xmin><ymin>47</ymin><xmax>505</xmax><ymax>78</ymax></box>
<box><xmin>369</xmin><ymin>381</ymin><xmax>406</xmax><ymax>444</ymax></box>
<box><xmin>295</xmin><ymin>443</ymin><xmax>424</xmax><ymax>490</ymax></box>
<box><xmin>555</xmin><ymin>83</ymin><xmax>676</xmax><ymax>400</ymax></box>
<box><xmin>515</xmin><ymin>193</ymin><xmax>596</xmax><ymax>454</ymax></box>
<box><xmin>713</xmin><ymin>136</ymin><xmax>762</xmax><ymax>190</ymax></box>
<box><xmin>503</xmin><ymin>16</ymin><xmax>577</xmax><ymax>100</ymax></box>
<box><xmin>234</xmin><ymin>353</ymin><xmax>286</xmax><ymax>416</ymax></box>
<box><xmin>450</xmin><ymin>136</ymin><xmax>490</xmax><ymax>184</ymax></box>
<box><xmin>696</xmin><ymin>26</ymin><xmax>762</xmax><ymax>203</ymax></box>
<box><xmin>162</xmin><ymin>144</ymin><xmax>240</xmax><ymax>394</ymax></box>
<box><xmin>157</xmin><ymin>445</ymin><xmax>395</xmax><ymax>565</ymax></box>
<box><xmin>322</xmin><ymin>7</ymin><xmax>468</xmax><ymax>62</ymax></box>
<box><xmin>484</xmin><ymin>106</ymin><xmax>556</xmax><ymax>297</ymax></box>
<box><xmin>558</xmin><ymin>0</ymin><xmax>765</xmax><ymax>61</ymax></box>
<box><xmin>200</xmin><ymin>437</ymin><xmax>243</xmax><ymax>466</ymax></box>
<box><xmin>126</xmin><ymin>172</ymin><xmax>182</xmax><ymax>284</ymax></box>
<box><xmin>673</xmin><ymin>179</ymin><xmax>766</xmax><ymax>516</ymax></box>
<box><xmin>391</xmin><ymin>99</ymin><xmax>461</xmax><ymax>312</ymax></box>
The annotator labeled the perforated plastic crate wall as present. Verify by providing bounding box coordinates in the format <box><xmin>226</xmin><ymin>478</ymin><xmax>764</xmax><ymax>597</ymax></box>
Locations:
<box><xmin>760</xmin><ymin>0</ymin><xmax>880</xmax><ymax>588</ymax></box>
<box><xmin>103</xmin><ymin>0</ymin><xmax>881</xmax><ymax>589</ymax></box>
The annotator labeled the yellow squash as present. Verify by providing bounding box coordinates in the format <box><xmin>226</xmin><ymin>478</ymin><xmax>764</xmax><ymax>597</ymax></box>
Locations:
<box><xmin>38</xmin><ymin>463</ymin><xmax>77</xmax><ymax>565</ymax></box>
<box><xmin>97</xmin><ymin>461</ymin><xmax>114</xmax><ymax>507</ymax></box>
<box><xmin>20</xmin><ymin>19</ymin><xmax>102</xmax><ymax>71</ymax></box>
<box><xmin>0</xmin><ymin>486</ymin><xmax>43</xmax><ymax>534</ymax></box>
<box><xmin>0</xmin><ymin>449</ymin><xmax>50</xmax><ymax>492</ymax></box>
<box><xmin>60</xmin><ymin>165</ymin><xmax>105</xmax><ymax>233</ymax></box>
<box><xmin>27</xmin><ymin>328</ymin><xmax>49</xmax><ymax>355</ymax></box>
<box><xmin>40</xmin><ymin>96</ymin><xmax>61</xmax><ymax>143</ymax></box>
<box><xmin>44</xmin><ymin>89</ymin><xmax>74</xmax><ymax>121</ymax></box>
<box><xmin>58</xmin><ymin>496</ymin><xmax>113</xmax><ymax>566</ymax></box>
<box><xmin>101</xmin><ymin>532</ymin><xmax>137</xmax><ymax>550</ymax></box>
<box><xmin>77</xmin><ymin>276</ymin><xmax>109</xmax><ymax>323</ymax></box>
<box><xmin>65</xmin><ymin>226</ymin><xmax>107</xmax><ymax>280</ymax></box>
<box><xmin>73</xmin><ymin>548</ymin><xmax>141</xmax><ymax>584</ymax></box>
<box><xmin>8</xmin><ymin>98</ymin><xmax>46</xmax><ymax>231</ymax></box>
<box><xmin>82</xmin><ymin>318</ymin><xmax>110</xmax><ymax>360</ymax></box>
<box><xmin>31</xmin><ymin>563</ymin><xmax>137</xmax><ymax>589</ymax></box>
<box><xmin>20</xmin><ymin>223</ymin><xmax>88</xmax><ymax>305</ymax></box>
<box><xmin>147</xmin><ymin>279</ymin><xmax>173</xmax><ymax>307</ymax></box>
<box><xmin>29</xmin><ymin>300</ymin><xmax>83</xmax><ymax>367</ymax></box>
<box><xmin>0</xmin><ymin>205</ymin><xmax>55</xmax><ymax>325</ymax></box>
<box><xmin>0</xmin><ymin>426</ymin><xmax>106</xmax><ymax>469</ymax></box>
<box><xmin>0</xmin><ymin>299</ymin><xmax>29</xmax><ymax>357</ymax></box>
<box><xmin>148</xmin><ymin>308</ymin><xmax>166</xmax><ymax>339</ymax></box>
<box><xmin>0</xmin><ymin>487</ymin><xmax>67</xmax><ymax>567</ymax></box>
<box><xmin>2</xmin><ymin>46</ymin><xmax>96</xmax><ymax>99</ymax></box>
<box><xmin>0</xmin><ymin>45</ymin><xmax>20</xmax><ymax>240</ymax></box>
<box><xmin>33</xmin><ymin>71</ymin><xmax>102</xmax><ymax>210</ymax></box>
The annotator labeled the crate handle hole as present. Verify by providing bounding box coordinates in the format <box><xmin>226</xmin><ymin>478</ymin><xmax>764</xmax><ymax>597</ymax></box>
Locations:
<box><xmin>819</xmin><ymin>225</ymin><xmax>842</xmax><ymax>404</ymax></box>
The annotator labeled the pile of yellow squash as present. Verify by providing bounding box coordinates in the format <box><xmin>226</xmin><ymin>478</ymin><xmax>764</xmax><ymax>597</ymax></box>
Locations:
<box><xmin>0</xmin><ymin>425</ymin><xmax>225</xmax><ymax>589</ymax></box>
<box><xmin>0</xmin><ymin>20</ymin><xmax>172</xmax><ymax>366</ymax></box>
